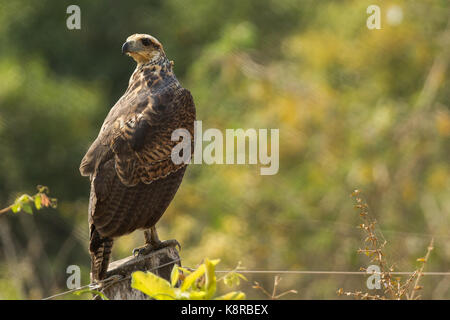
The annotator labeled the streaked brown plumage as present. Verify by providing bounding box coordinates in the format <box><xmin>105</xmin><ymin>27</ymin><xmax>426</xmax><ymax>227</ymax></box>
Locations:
<box><xmin>80</xmin><ymin>34</ymin><xmax>196</xmax><ymax>282</ymax></box>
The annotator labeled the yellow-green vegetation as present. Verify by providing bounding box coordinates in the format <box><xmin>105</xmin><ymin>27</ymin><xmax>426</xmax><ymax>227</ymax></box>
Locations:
<box><xmin>131</xmin><ymin>258</ymin><xmax>246</xmax><ymax>300</ymax></box>
<box><xmin>0</xmin><ymin>0</ymin><xmax>448</xmax><ymax>299</ymax></box>
<box><xmin>338</xmin><ymin>190</ymin><xmax>434</xmax><ymax>300</ymax></box>
<box><xmin>0</xmin><ymin>185</ymin><xmax>57</xmax><ymax>216</ymax></box>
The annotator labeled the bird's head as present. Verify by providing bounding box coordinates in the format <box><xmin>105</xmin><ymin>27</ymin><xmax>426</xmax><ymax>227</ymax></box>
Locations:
<box><xmin>122</xmin><ymin>34</ymin><xmax>166</xmax><ymax>64</ymax></box>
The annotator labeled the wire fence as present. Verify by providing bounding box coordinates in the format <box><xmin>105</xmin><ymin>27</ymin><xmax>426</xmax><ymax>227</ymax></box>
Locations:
<box><xmin>41</xmin><ymin>260</ymin><xmax>450</xmax><ymax>300</ymax></box>
<box><xmin>42</xmin><ymin>257</ymin><xmax>181</xmax><ymax>300</ymax></box>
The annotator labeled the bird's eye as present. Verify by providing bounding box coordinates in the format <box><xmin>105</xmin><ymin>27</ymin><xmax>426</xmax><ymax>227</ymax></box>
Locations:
<box><xmin>141</xmin><ymin>38</ymin><xmax>151</xmax><ymax>46</ymax></box>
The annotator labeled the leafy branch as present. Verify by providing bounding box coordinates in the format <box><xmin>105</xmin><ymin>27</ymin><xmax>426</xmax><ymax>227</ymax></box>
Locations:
<box><xmin>131</xmin><ymin>258</ymin><xmax>246</xmax><ymax>300</ymax></box>
<box><xmin>0</xmin><ymin>185</ymin><xmax>57</xmax><ymax>217</ymax></box>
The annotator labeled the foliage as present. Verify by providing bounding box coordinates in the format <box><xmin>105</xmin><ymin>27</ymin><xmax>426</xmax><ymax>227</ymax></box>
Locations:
<box><xmin>73</xmin><ymin>288</ymin><xmax>109</xmax><ymax>301</ymax></box>
<box><xmin>131</xmin><ymin>258</ymin><xmax>246</xmax><ymax>300</ymax></box>
<box><xmin>338</xmin><ymin>190</ymin><xmax>434</xmax><ymax>300</ymax></box>
<box><xmin>0</xmin><ymin>185</ymin><xmax>57</xmax><ymax>216</ymax></box>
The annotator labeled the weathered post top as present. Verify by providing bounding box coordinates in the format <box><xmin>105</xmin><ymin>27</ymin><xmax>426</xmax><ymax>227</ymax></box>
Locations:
<box><xmin>99</xmin><ymin>246</ymin><xmax>181</xmax><ymax>300</ymax></box>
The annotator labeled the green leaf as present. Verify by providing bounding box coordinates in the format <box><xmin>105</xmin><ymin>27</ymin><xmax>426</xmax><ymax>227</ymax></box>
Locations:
<box><xmin>131</xmin><ymin>271</ymin><xmax>176</xmax><ymax>300</ymax></box>
<box><xmin>171</xmin><ymin>266</ymin><xmax>180</xmax><ymax>287</ymax></box>
<box><xmin>204</xmin><ymin>258</ymin><xmax>217</xmax><ymax>299</ymax></box>
<box><xmin>185</xmin><ymin>290</ymin><xmax>207</xmax><ymax>300</ymax></box>
<box><xmin>237</xmin><ymin>273</ymin><xmax>247</xmax><ymax>281</ymax></box>
<box><xmin>22</xmin><ymin>203</ymin><xmax>33</xmax><ymax>214</ymax></box>
<box><xmin>177</xmin><ymin>267</ymin><xmax>192</xmax><ymax>275</ymax></box>
<box><xmin>74</xmin><ymin>288</ymin><xmax>109</xmax><ymax>300</ymax></box>
<box><xmin>34</xmin><ymin>195</ymin><xmax>42</xmax><ymax>210</ymax></box>
<box><xmin>224</xmin><ymin>276</ymin><xmax>233</xmax><ymax>287</ymax></box>
<box><xmin>130</xmin><ymin>259</ymin><xmax>245</xmax><ymax>300</ymax></box>
<box><xmin>224</xmin><ymin>272</ymin><xmax>245</xmax><ymax>287</ymax></box>
<box><xmin>11</xmin><ymin>203</ymin><xmax>21</xmax><ymax>213</ymax></box>
<box><xmin>181</xmin><ymin>264</ymin><xmax>206</xmax><ymax>291</ymax></box>
<box><xmin>17</xmin><ymin>194</ymin><xmax>32</xmax><ymax>204</ymax></box>
<box><xmin>209</xmin><ymin>259</ymin><xmax>221</xmax><ymax>266</ymax></box>
<box><xmin>215</xmin><ymin>291</ymin><xmax>246</xmax><ymax>300</ymax></box>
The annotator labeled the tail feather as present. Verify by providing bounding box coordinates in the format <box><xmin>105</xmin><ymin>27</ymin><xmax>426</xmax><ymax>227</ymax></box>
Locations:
<box><xmin>89</xmin><ymin>225</ymin><xmax>113</xmax><ymax>282</ymax></box>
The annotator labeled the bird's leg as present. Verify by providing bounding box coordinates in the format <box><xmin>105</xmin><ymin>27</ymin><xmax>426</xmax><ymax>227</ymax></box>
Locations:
<box><xmin>145</xmin><ymin>228</ymin><xmax>154</xmax><ymax>245</ymax></box>
<box><xmin>148</xmin><ymin>226</ymin><xmax>181</xmax><ymax>250</ymax></box>
<box><xmin>132</xmin><ymin>226</ymin><xmax>180</xmax><ymax>257</ymax></box>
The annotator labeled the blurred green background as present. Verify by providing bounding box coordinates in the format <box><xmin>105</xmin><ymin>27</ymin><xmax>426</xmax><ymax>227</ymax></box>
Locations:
<box><xmin>0</xmin><ymin>0</ymin><xmax>449</xmax><ymax>299</ymax></box>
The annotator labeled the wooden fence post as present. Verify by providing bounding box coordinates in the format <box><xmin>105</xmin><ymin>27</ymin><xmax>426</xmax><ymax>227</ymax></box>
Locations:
<box><xmin>100</xmin><ymin>246</ymin><xmax>181</xmax><ymax>300</ymax></box>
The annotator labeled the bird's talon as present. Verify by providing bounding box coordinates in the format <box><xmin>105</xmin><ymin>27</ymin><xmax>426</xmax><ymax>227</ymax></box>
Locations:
<box><xmin>132</xmin><ymin>239</ymin><xmax>180</xmax><ymax>257</ymax></box>
<box><xmin>159</xmin><ymin>239</ymin><xmax>181</xmax><ymax>251</ymax></box>
<box><xmin>132</xmin><ymin>246</ymin><xmax>148</xmax><ymax>257</ymax></box>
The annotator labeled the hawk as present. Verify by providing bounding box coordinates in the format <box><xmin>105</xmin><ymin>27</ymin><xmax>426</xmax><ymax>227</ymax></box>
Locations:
<box><xmin>80</xmin><ymin>34</ymin><xmax>196</xmax><ymax>282</ymax></box>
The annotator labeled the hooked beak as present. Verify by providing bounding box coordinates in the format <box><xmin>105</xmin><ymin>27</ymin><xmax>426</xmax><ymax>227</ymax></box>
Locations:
<box><xmin>122</xmin><ymin>41</ymin><xmax>131</xmax><ymax>55</ymax></box>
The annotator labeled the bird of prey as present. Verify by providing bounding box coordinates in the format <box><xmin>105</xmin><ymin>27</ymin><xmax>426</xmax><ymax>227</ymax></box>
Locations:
<box><xmin>80</xmin><ymin>34</ymin><xmax>196</xmax><ymax>282</ymax></box>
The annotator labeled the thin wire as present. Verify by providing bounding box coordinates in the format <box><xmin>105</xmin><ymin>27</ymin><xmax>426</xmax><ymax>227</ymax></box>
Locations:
<box><xmin>92</xmin><ymin>258</ymin><xmax>182</xmax><ymax>299</ymax></box>
<box><xmin>213</xmin><ymin>270</ymin><xmax>450</xmax><ymax>276</ymax></box>
<box><xmin>42</xmin><ymin>281</ymin><xmax>102</xmax><ymax>300</ymax></box>
<box><xmin>42</xmin><ymin>264</ymin><xmax>450</xmax><ymax>300</ymax></box>
<box><xmin>104</xmin><ymin>258</ymin><xmax>182</xmax><ymax>287</ymax></box>
<box><xmin>41</xmin><ymin>257</ymin><xmax>181</xmax><ymax>300</ymax></box>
